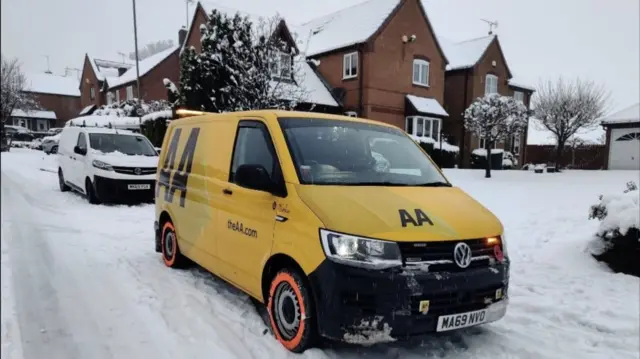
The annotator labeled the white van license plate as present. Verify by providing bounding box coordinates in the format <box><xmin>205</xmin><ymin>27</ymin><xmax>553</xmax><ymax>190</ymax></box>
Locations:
<box><xmin>128</xmin><ymin>184</ymin><xmax>150</xmax><ymax>190</ymax></box>
<box><xmin>436</xmin><ymin>309</ymin><xmax>488</xmax><ymax>331</ymax></box>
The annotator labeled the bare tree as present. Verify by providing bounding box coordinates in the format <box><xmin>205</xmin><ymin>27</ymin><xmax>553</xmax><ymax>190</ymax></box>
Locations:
<box><xmin>464</xmin><ymin>93</ymin><xmax>530</xmax><ymax>178</ymax></box>
<box><xmin>129</xmin><ymin>39</ymin><xmax>175</xmax><ymax>61</ymax></box>
<box><xmin>1</xmin><ymin>54</ymin><xmax>40</xmax><ymax>130</ymax></box>
<box><xmin>533</xmin><ymin>77</ymin><xmax>609</xmax><ymax>169</ymax></box>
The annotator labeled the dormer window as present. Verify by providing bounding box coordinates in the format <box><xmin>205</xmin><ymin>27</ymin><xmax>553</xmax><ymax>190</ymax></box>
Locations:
<box><xmin>270</xmin><ymin>52</ymin><xmax>292</xmax><ymax>80</ymax></box>
<box><xmin>485</xmin><ymin>74</ymin><xmax>498</xmax><ymax>95</ymax></box>
<box><xmin>343</xmin><ymin>52</ymin><xmax>358</xmax><ymax>79</ymax></box>
<box><xmin>412</xmin><ymin>59</ymin><xmax>430</xmax><ymax>86</ymax></box>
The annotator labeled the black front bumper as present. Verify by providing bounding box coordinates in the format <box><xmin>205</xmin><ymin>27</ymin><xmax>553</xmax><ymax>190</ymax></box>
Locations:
<box><xmin>93</xmin><ymin>176</ymin><xmax>156</xmax><ymax>204</ymax></box>
<box><xmin>308</xmin><ymin>259</ymin><xmax>510</xmax><ymax>343</ymax></box>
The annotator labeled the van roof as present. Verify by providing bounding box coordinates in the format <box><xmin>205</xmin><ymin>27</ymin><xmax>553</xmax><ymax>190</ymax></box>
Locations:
<box><xmin>173</xmin><ymin>110</ymin><xmax>398</xmax><ymax>129</ymax></box>
<box><xmin>64</xmin><ymin>126</ymin><xmax>139</xmax><ymax>135</ymax></box>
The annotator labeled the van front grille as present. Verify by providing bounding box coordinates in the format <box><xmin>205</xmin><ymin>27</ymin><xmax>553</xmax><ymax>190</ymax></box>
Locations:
<box><xmin>398</xmin><ymin>239</ymin><xmax>498</xmax><ymax>272</ymax></box>
<box><xmin>112</xmin><ymin>166</ymin><xmax>157</xmax><ymax>175</ymax></box>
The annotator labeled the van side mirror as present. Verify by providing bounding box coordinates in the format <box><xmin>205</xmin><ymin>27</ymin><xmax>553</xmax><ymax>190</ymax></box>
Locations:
<box><xmin>74</xmin><ymin>146</ymin><xmax>86</xmax><ymax>156</ymax></box>
<box><xmin>235</xmin><ymin>164</ymin><xmax>273</xmax><ymax>192</ymax></box>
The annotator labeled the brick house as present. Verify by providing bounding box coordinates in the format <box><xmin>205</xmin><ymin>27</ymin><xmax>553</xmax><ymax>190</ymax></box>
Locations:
<box><xmin>78</xmin><ymin>44</ymin><xmax>181</xmax><ymax>113</ymax></box>
<box><xmin>295</xmin><ymin>0</ymin><xmax>450</xmax><ymax>136</ymax></box>
<box><xmin>23</xmin><ymin>72</ymin><xmax>81</xmax><ymax>128</ymax></box>
<box><xmin>9</xmin><ymin>109</ymin><xmax>57</xmax><ymax>132</ymax></box>
<box><xmin>180</xmin><ymin>2</ymin><xmax>340</xmax><ymax>111</ymax></box>
<box><xmin>438</xmin><ymin>35</ymin><xmax>535</xmax><ymax>167</ymax></box>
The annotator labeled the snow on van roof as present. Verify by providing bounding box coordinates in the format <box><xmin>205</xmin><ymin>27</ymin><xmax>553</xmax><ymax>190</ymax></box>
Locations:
<box><xmin>65</xmin><ymin>115</ymin><xmax>141</xmax><ymax>130</ymax></box>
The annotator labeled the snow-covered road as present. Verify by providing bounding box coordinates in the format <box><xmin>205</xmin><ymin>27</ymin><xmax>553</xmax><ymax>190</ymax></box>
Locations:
<box><xmin>2</xmin><ymin>148</ymin><xmax>638</xmax><ymax>359</ymax></box>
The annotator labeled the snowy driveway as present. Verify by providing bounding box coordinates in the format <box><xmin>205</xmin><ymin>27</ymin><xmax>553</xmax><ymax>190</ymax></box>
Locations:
<box><xmin>2</xmin><ymin>148</ymin><xmax>638</xmax><ymax>359</ymax></box>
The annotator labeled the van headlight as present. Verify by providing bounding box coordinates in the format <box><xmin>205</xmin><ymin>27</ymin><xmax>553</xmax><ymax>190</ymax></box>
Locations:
<box><xmin>92</xmin><ymin>160</ymin><xmax>113</xmax><ymax>171</ymax></box>
<box><xmin>320</xmin><ymin>229</ymin><xmax>402</xmax><ymax>270</ymax></box>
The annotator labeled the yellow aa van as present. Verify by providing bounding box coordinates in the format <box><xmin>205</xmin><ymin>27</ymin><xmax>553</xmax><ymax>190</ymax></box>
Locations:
<box><xmin>154</xmin><ymin>110</ymin><xmax>509</xmax><ymax>352</ymax></box>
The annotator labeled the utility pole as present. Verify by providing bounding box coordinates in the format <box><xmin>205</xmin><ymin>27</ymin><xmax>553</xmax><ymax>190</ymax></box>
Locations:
<box><xmin>185</xmin><ymin>0</ymin><xmax>194</xmax><ymax>28</ymax></box>
<box><xmin>481</xmin><ymin>19</ymin><xmax>499</xmax><ymax>35</ymax></box>
<box><xmin>132</xmin><ymin>0</ymin><xmax>142</xmax><ymax>102</ymax></box>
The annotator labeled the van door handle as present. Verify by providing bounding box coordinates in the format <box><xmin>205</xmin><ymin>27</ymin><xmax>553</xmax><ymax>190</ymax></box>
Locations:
<box><xmin>223</xmin><ymin>188</ymin><xmax>233</xmax><ymax>195</ymax></box>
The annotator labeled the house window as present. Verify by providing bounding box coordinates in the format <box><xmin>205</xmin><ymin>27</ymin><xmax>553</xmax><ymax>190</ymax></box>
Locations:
<box><xmin>115</xmin><ymin>90</ymin><xmax>120</xmax><ymax>103</ymax></box>
<box><xmin>270</xmin><ymin>52</ymin><xmax>292</xmax><ymax>80</ymax></box>
<box><xmin>485</xmin><ymin>74</ymin><xmax>498</xmax><ymax>95</ymax></box>
<box><xmin>343</xmin><ymin>52</ymin><xmax>358</xmax><ymax>79</ymax></box>
<box><xmin>107</xmin><ymin>92</ymin><xmax>114</xmax><ymax>105</ymax></box>
<box><xmin>479</xmin><ymin>135</ymin><xmax>498</xmax><ymax>149</ymax></box>
<box><xmin>511</xmin><ymin>135</ymin><xmax>520</xmax><ymax>155</ymax></box>
<box><xmin>405</xmin><ymin>116</ymin><xmax>441</xmax><ymax>142</ymax></box>
<box><xmin>412</xmin><ymin>59</ymin><xmax>430</xmax><ymax>86</ymax></box>
<box><xmin>90</xmin><ymin>87</ymin><xmax>96</xmax><ymax>100</ymax></box>
<box><xmin>38</xmin><ymin>122</ymin><xmax>45</xmax><ymax>131</ymax></box>
<box><xmin>514</xmin><ymin>91</ymin><xmax>524</xmax><ymax>103</ymax></box>
<box><xmin>126</xmin><ymin>86</ymin><xmax>134</xmax><ymax>100</ymax></box>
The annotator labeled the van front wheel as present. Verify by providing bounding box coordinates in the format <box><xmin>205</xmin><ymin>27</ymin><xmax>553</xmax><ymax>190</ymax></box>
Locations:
<box><xmin>268</xmin><ymin>269</ymin><xmax>316</xmax><ymax>353</ymax></box>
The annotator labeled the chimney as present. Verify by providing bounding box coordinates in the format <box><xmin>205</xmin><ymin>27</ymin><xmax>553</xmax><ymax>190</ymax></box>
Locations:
<box><xmin>179</xmin><ymin>27</ymin><xmax>188</xmax><ymax>46</ymax></box>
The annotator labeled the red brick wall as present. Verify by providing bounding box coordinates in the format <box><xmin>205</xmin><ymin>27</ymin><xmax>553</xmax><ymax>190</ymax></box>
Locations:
<box><xmin>184</xmin><ymin>5</ymin><xmax>208</xmax><ymax>54</ymax></box>
<box><xmin>108</xmin><ymin>50</ymin><xmax>179</xmax><ymax>102</ymax></box>
<box><xmin>33</xmin><ymin>93</ymin><xmax>81</xmax><ymax>127</ymax></box>
<box><xmin>80</xmin><ymin>56</ymin><xmax>104</xmax><ymax>108</ymax></box>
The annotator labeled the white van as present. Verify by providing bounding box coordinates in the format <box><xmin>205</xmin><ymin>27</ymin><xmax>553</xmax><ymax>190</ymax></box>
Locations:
<box><xmin>57</xmin><ymin>126</ymin><xmax>159</xmax><ymax>204</ymax></box>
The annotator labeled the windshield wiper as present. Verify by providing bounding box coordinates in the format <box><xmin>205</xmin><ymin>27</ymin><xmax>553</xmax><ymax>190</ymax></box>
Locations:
<box><xmin>343</xmin><ymin>182</ymin><xmax>414</xmax><ymax>186</ymax></box>
<box><xmin>415</xmin><ymin>181</ymin><xmax>452</xmax><ymax>187</ymax></box>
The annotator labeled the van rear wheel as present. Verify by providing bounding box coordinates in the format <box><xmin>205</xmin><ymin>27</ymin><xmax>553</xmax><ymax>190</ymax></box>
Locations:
<box><xmin>161</xmin><ymin>221</ymin><xmax>188</xmax><ymax>268</ymax></box>
<box><xmin>267</xmin><ymin>269</ymin><xmax>317</xmax><ymax>353</ymax></box>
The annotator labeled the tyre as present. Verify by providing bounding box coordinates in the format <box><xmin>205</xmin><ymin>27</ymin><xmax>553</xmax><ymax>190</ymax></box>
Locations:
<box><xmin>85</xmin><ymin>178</ymin><xmax>101</xmax><ymax>204</ymax></box>
<box><xmin>58</xmin><ymin>168</ymin><xmax>70</xmax><ymax>192</ymax></box>
<box><xmin>51</xmin><ymin>145</ymin><xmax>58</xmax><ymax>154</ymax></box>
<box><xmin>267</xmin><ymin>269</ymin><xmax>317</xmax><ymax>353</ymax></box>
<box><xmin>160</xmin><ymin>221</ymin><xmax>189</xmax><ymax>268</ymax></box>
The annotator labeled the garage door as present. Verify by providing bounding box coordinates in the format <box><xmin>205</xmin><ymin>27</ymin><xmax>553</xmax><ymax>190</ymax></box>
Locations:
<box><xmin>609</xmin><ymin>127</ymin><xmax>640</xmax><ymax>170</ymax></box>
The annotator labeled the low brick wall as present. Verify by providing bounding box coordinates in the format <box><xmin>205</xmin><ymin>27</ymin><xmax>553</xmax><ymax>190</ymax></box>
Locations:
<box><xmin>525</xmin><ymin>144</ymin><xmax>606</xmax><ymax>169</ymax></box>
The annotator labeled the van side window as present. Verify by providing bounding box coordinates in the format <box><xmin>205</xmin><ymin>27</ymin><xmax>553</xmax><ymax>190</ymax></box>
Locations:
<box><xmin>230</xmin><ymin>122</ymin><xmax>275</xmax><ymax>182</ymax></box>
<box><xmin>76</xmin><ymin>133</ymin><xmax>87</xmax><ymax>151</ymax></box>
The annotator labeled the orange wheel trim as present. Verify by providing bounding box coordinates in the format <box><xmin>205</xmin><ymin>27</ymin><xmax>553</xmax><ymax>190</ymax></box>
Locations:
<box><xmin>161</xmin><ymin>221</ymin><xmax>177</xmax><ymax>266</ymax></box>
<box><xmin>267</xmin><ymin>272</ymin><xmax>307</xmax><ymax>350</ymax></box>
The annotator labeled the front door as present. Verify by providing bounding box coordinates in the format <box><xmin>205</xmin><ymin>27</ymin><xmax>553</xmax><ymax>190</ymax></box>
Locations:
<box><xmin>216</xmin><ymin>119</ymin><xmax>280</xmax><ymax>297</ymax></box>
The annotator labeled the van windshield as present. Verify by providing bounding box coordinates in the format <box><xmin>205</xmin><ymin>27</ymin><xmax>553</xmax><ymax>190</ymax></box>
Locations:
<box><xmin>278</xmin><ymin>118</ymin><xmax>449</xmax><ymax>186</ymax></box>
<box><xmin>88</xmin><ymin>133</ymin><xmax>158</xmax><ymax>156</ymax></box>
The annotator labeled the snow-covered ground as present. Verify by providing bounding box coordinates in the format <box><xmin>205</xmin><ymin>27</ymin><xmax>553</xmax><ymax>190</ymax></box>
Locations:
<box><xmin>1</xmin><ymin>148</ymin><xmax>638</xmax><ymax>359</ymax></box>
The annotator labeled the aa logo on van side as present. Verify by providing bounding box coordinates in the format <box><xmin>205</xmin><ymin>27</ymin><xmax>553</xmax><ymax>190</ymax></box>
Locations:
<box><xmin>156</xmin><ymin>127</ymin><xmax>200</xmax><ymax>207</ymax></box>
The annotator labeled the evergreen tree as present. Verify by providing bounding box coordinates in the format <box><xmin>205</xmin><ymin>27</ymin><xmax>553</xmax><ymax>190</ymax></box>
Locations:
<box><xmin>178</xmin><ymin>46</ymin><xmax>203</xmax><ymax>110</ymax></box>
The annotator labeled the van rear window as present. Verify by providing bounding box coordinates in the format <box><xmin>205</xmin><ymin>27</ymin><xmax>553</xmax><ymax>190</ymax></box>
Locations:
<box><xmin>278</xmin><ymin>118</ymin><xmax>448</xmax><ymax>186</ymax></box>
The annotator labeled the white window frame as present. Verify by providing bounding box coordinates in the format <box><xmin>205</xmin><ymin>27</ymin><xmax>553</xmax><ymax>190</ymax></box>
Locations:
<box><xmin>90</xmin><ymin>87</ymin><xmax>96</xmax><ymax>100</ymax></box>
<box><xmin>479</xmin><ymin>135</ymin><xmax>498</xmax><ymax>149</ymax></box>
<box><xmin>107</xmin><ymin>92</ymin><xmax>114</xmax><ymax>105</ymax></box>
<box><xmin>405</xmin><ymin>116</ymin><xmax>441</xmax><ymax>142</ymax></box>
<box><xmin>343</xmin><ymin>52</ymin><xmax>358</xmax><ymax>79</ymax></box>
<box><xmin>115</xmin><ymin>89</ymin><xmax>120</xmax><ymax>103</ymax></box>
<box><xmin>270</xmin><ymin>51</ymin><xmax>292</xmax><ymax>80</ymax></box>
<box><xmin>412</xmin><ymin>59</ymin><xmax>430</xmax><ymax>87</ymax></box>
<box><xmin>513</xmin><ymin>91</ymin><xmax>524</xmax><ymax>103</ymax></box>
<box><xmin>485</xmin><ymin>74</ymin><xmax>498</xmax><ymax>95</ymax></box>
<box><xmin>126</xmin><ymin>86</ymin><xmax>134</xmax><ymax>100</ymax></box>
<box><xmin>511</xmin><ymin>134</ymin><xmax>520</xmax><ymax>155</ymax></box>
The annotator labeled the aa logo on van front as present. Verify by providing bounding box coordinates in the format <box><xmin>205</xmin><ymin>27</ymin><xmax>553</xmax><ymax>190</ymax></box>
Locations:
<box><xmin>399</xmin><ymin>209</ymin><xmax>434</xmax><ymax>227</ymax></box>
<box><xmin>156</xmin><ymin>127</ymin><xmax>200</xmax><ymax>207</ymax></box>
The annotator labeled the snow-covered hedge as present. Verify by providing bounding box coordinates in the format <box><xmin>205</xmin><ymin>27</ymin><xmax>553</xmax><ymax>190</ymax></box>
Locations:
<box><xmin>140</xmin><ymin>110</ymin><xmax>173</xmax><ymax>147</ymax></box>
<box><xmin>411</xmin><ymin>136</ymin><xmax>459</xmax><ymax>168</ymax></box>
<box><xmin>588</xmin><ymin>181</ymin><xmax>640</xmax><ymax>276</ymax></box>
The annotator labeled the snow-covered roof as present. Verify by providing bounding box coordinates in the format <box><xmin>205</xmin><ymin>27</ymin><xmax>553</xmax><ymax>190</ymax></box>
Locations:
<box><xmin>600</xmin><ymin>103</ymin><xmax>640</xmax><ymax>125</ymax></box>
<box><xmin>296</xmin><ymin>0</ymin><xmax>401</xmax><ymax>56</ymax></box>
<box><xmin>438</xmin><ymin>35</ymin><xmax>494</xmax><ymax>71</ymax></box>
<box><xmin>298</xmin><ymin>62</ymin><xmax>338</xmax><ymax>107</ymax></box>
<box><xmin>11</xmin><ymin>109</ymin><xmax>57</xmax><ymax>120</ymax></box>
<box><xmin>87</xmin><ymin>55</ymin><xmax>133</xmax><ymax>82</ymax></box>
<box><xmin>79</xmin><ymin>104</ymin><xmax>97</xmax><ymax>116</ymax></box>
<box><xmin>24</xmin><ymin>72</ymin><xmax>80</xmax><ymax>97</ymax></box>
<box><xmin>66</xmin><ymin>115</ymin><xmax>141</xmax><ymax>130</ymax></box>
<box><xmin>508</xmin><ymin>78</ymin><xmax>535</xmax><ymax>92</ymax></box>
<box><xmin>527</xmin><ymin>118</ymin><xmax>605</xmax><ymax>145</ymax></box>
<box><xmin>406</xmin><ymin>95</ymin><xmax>448</xmax><ymax>117</ymax></box>
<box><xmin>108</xmin><ymin>46</ymin><xmax>179</xmax><ymax>89</ymax></box>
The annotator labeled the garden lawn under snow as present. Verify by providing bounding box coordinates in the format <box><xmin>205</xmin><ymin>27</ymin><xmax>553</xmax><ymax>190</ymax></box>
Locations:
<box><xmin>1</xmin><ymin>148</ymin><xmax>638</xmax><ymax>359</ymax></box>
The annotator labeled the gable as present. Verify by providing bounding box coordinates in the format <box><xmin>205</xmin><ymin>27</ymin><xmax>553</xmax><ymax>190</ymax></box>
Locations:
<box><xmin>476</xmin><ymin>37</ymin><xmax>512</xmax><ymax>79</ymax></box>
<box><xmin>438</xmin><ymin>35</ymin><xmax>494</xmax><ymax>71</ymax></box>
<box><xmin>369</xmin><ymin>0</ymin><xmax>448</xmax><ymax>64</ymax></box>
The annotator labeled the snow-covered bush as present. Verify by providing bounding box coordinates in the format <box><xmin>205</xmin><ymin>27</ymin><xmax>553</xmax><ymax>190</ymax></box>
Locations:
<box><xmin>141</xmin><ymin>110</ymin><xmax>173</xmax><ymax>146</ymax></box>
<box><xmin>588</xmin><ymin>181</ymin><xmax>640</xmax><ymax>276</ymax></box>
<box><xmin>93</xmin><ymin>99</ymin><xmax>171</xmax><ymax>118</ymax></box>
<box><xmin>411</xmin><ymin>136</ymin><xmax>459</xmax><ymax>168</ymax></box>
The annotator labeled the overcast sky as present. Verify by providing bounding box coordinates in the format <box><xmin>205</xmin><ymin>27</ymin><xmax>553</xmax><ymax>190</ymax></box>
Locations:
<box><xmin>2</xmin><ymin>0</ymin><xmax>638</xmax><ymax>112</ymax></box>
